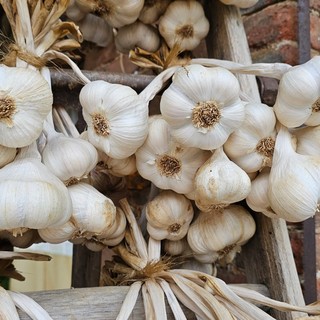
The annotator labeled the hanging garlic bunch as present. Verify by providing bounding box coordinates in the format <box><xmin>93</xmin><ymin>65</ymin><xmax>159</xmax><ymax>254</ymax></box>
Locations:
<box><xmin>75</xmin><ymin>0</ymin><xmax>144</xmax><ymax>28</ymax></box>
<box><xmin>246</xmin><ymin>167</ymin><xmax>276</xmax><ymax>218</ymax></box>
<box><xmin>146</xmin><ymin>190</ymin><xmax>194</xmax><ymax>241</ymax></box>
<box><xmin>0</xmin><ymin>65</ymin><xmax>53</xmax><ymax>148</ymax></box>
<box><xmin>268</xmin><ymin>125</ymin><xmax>320</xmax><ymax>222</ymax></box>
<box><xmin>187</xmin><ymin>205</ymin><xmax>256</xmax><ymax>264</ymax></box>
<box><xmin>41</xmin><ymin>121</ymin><xmax>98</xmax><ymax>185</ymax></box>
<box><xmin>0</xmin><ymin>143</ymin><xmax>72</xmax><ymax>236</ymax></box>
<box><xmin>194</xmin><ymin>147</ymin><xmax>251</xmax><ymax>212</ymax></box>
<box><xmin>138</xmin><ymin>0</ymin><xmax>171</xmax><ymax>24</ymax></box>
<box><xmin>115</xmin><ymin>21</ymin><xmax>161</xmax><ymax>54</ymax></box>
<box><xmin>224</xmin><ymin>102</ymin><xmax>277</xmax><ymax>173</ymax></box>
<box><xmin>135</xmin><ymin>116</ymin><xmax>210</xmax><ymax>195</ymax></box>
<box><xmin>158</xmin><ymin>0</ymin><xmax>210</xmax><ymax>51</ymax></box>
<box><xmin>0</xmin><ymin>144</ymin><xmax>16</xmax><ymax>168</ymax></box>
<box><xmin>273</xmin><ymin>56</ymin><xmax>320</xmax><ymax>128</ymax></box>
<box><xmin>292</xmin><ymin>125</ymin><xmax>320</xmax><ymax>156</ymax></box>
<box><xmin>80</xmin><ymin>80</ymin><xmax>149</xmax><ymax>159</ymax></box>
<box><xmin>160</xmin><ymin>64</ymin><xmax>245</xmax><ymax>150</ymax></box>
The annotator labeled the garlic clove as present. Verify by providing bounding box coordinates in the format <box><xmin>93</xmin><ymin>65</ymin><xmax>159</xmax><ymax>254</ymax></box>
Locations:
<box><xmin>0</xmin><ymin>144</ymin><xmax>16</xmax><ymax>168</ymax></box>
<box><xmin>268</xmin><ymin>125</ymin><xmax>320</xmax><ymax>222</ymax></box>
<box><xmin>138</xmin><ymin>0</ymin><xmax>171</xmax><ymax>24</ymax></box>
<box><xmin>0</xmin><ymin>65</ymin><xmax>53</xmax><ymax>148</ymax></box>
<box><xmin>160</xmin><ymin>64</ymin><xmax>245</xmax><ymax>150</ymax></box>
<box><xmin>163</xmin><ymin>237</ymin><xmax>192</xmax><ymax>256</ymax></box>
<box><xmin>194</xmin><ymin>147</ymin><xmax>251</xmax><ymax>212</ymax></box>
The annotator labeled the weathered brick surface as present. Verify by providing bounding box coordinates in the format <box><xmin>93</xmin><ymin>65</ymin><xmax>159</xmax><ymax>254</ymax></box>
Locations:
<box><xmin>243</xmin><ymin>2</ymin><xmax>298</xmax><ymax>48</ymax></box>
<box><xmin>310</xmin><ymin>12</ymin><xmax>320</xmax><ymax>50</ymax></box>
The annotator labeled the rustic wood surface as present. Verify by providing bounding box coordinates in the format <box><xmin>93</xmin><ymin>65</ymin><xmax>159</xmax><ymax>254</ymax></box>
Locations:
<box><xmin>204</xmin><ymin>1</ymin><xmax>307</xmax><ymax>319</ymax></box>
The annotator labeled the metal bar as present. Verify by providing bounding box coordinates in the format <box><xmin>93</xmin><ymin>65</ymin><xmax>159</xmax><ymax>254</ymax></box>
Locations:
<box><xmin>297</xmin><ymin>0</ymin><xmax>317</xmax><ymax>304</ymax></box>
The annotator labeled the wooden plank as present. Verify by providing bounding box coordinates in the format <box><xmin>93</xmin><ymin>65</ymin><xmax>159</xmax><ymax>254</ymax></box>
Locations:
<box><xmin>17</xmin><ymin>286</ymin><xmax>196</xmax><ymax>320</ymax></box>
<box><xmin>204</xmin><ymin>1</ymin><xmax>307</xmax><ymax>319</ymax></box>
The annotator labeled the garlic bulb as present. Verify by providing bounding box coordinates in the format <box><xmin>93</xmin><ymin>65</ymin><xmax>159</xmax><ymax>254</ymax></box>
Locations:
<box><xmin>75</xmin><ymin>0</ymin><xmax>144</xmax><ymax>28</ymax></box>
<box><xmin>187</xmin><ymin>205</ymin><xmax>256</xmax><ymax>264</ymax></box>
<box><xmin>135</xmin><ymin>116</ymin><xmax>210</xmax><ymax>194</ymax></box>
<box><xmin>246</xmin><ymin>167</ymin><xmax>276</xmax><ymax>218</ymax></box>
<box><xmin>268</xmin><ymin>125</ymin><xmax>320</xmax><ymax>222</ymax></box>
<box><xmin>80</xmin><ymin>80</ymin><xmax>148</xmax><ymax>159</ymax></box>
<box><xmin>292</xmin><ymin>125</ymin><xmax>320</xmax><ymax>156</ymax></box>
<box><xmin>160</xmin><ymin>64</ymin><xmax>245</xmax><ymax>150</ymax></box>
<box><xmin>146</xmin><ymin>190</ymin><xmax>194</xmax><ymax>241</ymax></box>
<box><xmin>77</xmin><ymin>13</ymin><xmax>114</xmax><ymax>47</ymax></box>
<box><xmin>224</xmin><ymin>102</ymin><xmax>277</xmax><ymax>173</ymax></box>
<box><xmin>194</xmin><ymin>147</ymin><xmax>251</xmax><ymax>212</ymax></box>
<box><xmin>0</xmin><ymin>144</ymin><xmax>16</xmax><ymax>168</ymax></box>
<box><xmin>115</xmin><ymin>21</ymin><xmax>160</xmax><ymax>54</ymax></box>
<box><xmin>273</xmin><ymin>56</ymin><xmax>320</xmax><ymax>128</ymax></box>
<box><xmin>38</xmin><ymin>219</ymin><xmax>78</xmax><ymax>244</ymax></box>
<box><xmin>219</xmin><ymin>0</ymin><xmax>259</xmax><ymax>8</ymax></box>
<box><xmin>163</xmin><ymin>237</ymin><xmax>192</xmax><ymax>256</ymax></box>
<box><xmin>158</xmin><ymin>0</ymin><xmax>210</xmax><ymax>51</ymax></box>
<box><xmin>138</xmin><ymin>0</ymin><xmax>171</xmax><ymax>24</ymax></box>
<box><xmin>68</xmin><ymin>182</ymin><xmax>117</xmax><ymax>235</ymax></box>
<box><xmin>0</xmin><ymin>143</ymin><xmax>72</xmax><ymax>235</ymax></box>
<box><xmin>66</xmin><ymin>0</ymin><xmax>87</xmax><ymax>21</ymax></box>
<box><xmin>0</xmin><ymin>65</ymin><xmax>53</xmax><ymax>148</ymax></box>
<box><xmin>42</xmin><ymin>122</ymin><xmax>98</xmax><ymax>185</ymax></box>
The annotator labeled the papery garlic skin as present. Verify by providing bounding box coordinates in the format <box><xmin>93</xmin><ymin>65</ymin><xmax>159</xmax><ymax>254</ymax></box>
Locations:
<box><xmin>268</xmin><ymin>125</ymin><xmax>320</xmax><ymax>222</ymax></box>
<box><xmin>146</xmin><ymin>190</ymin><xmax>194</xmax><ymax>241</ymax></box>
<box><xmin>273</xmin><ymin>56</ymin><xmax>320</xmax><ymax>128</ymax></box>
<box><xmin>135</xmin><ymin>117</ymin><xmax>210</xmax><ymax>194</ymax></box>
<box><xmin>115</xmin><ymin>21</ymin><xmax>161</xmax><ymax>54</ymax></box>
<box><xmin>80</xmin><ymin>80</ymin><xmax>148</xmax><ymax>159</ymax></box>
<box><xmin>139</xmin><ymin>0</ymin><xmax>171</xmax><ymax>24</ymax></box>
<box><xmin>0</xmin><ymin>65</ymin><xmax>53</xmax><ymax>148</ymax></box>
<box><xmin>42</xmin><ymin>126</ymin><xmax>99</xmax><ymax>184</ymax></box>
<box><xmin>0</xmin><ymin>145</ymin><xmax>72</xmax><ymax>234</ymax></box>
<box><xmin>68</xmin><ymin>182</ymin><xmax>117</xmax><ymax>235</ymax></box>
<box><xmin>246</xmin><ymin>167</ymin><xmax>276</xmax><ymax>218</ymax></box>
<box><xmin>187</xmin><ymin>205</ymin><xmax>256</xmax><ymax>264</ymax></box>
<box><xmin>75</xmin><ymin>0</ymin><xmax>144</xmax><ymax>28</ymax></box>
<box><xmin>0</xmin><ymin>144</ymin><xmax>16</xmax><ymax>168</ymax></box>
<box><xmin>194</xmin><ymin>147</ymin><xmax>251</xmax><ymax>212</ymax></box>
<box><xmin>224</xmin><ymin>102</ymin><xmax>277</xmax><ymax>173</ymax></box>
<box><xmin>160</xmin><ymin>64</ymin><xmax>245</xmax><ymax>150</ymax></box>
<box><xmin>158</xmin><ymin>0</ymin><xmax>209</xmax><ymax>51</ymax></box>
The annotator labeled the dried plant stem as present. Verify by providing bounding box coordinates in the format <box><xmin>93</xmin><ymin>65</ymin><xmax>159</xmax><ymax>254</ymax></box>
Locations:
<box><xmin>148</xmin><ymin>237</ymin><xmax>161</xmax><ymax>262</ymax></box>
<box><xmin>145</xmin><ymin>279</ymin><xmax>167</xmax><ymax>320</ymax></box>
<box><xmin>116</xmin><ymin>281</ymin><xmax>142</xmax><ymax>320</ymax></box>
<box><xmin>52</xmin><ymin>108</ymin><xmax>69</xmax><ymax>136</ymax></box>
<box><xmin>0</xmin><ymin>286</ymin><xmax>20</xmax><ymax>320</ymax></box>
<box><xmin>55</xmin><ymin>106</ymin><xmax>80</xmax><ymax>138</ymax></box>
<box><xmin>142</xmin><ymin>283</ymin><xmax>156</xmax><ymax>319</ymax></box>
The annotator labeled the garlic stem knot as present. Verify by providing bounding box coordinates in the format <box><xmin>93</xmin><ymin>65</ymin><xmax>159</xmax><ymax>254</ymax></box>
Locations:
<box><xmin>192</xmin><ymin>101</ymin><xmax>221</xmax><ymax>130</ymax></box>
<box><xmin>256</xmin><ymin>137</ymin><xmax>275</xmax><ymax>158</ymax></box>
<box><xmin>156</xmin><ymin>154</ymin><xmax>182</xmax><ymax>177</ymax></box>
<box><xmin>217</xmin><ymin>243</ymin><xmax>237</xmax><ymax>258</ymax></box>
<box><xmin>65</xmin><ymin>177</ymin><xmax>80</xmax><ymax>187</ymax></box>
<box><xmin>176</xmin><ymin>25</ymin><xmax>194</xmax><ymax>39</ymax></box>
<box><xmin>312</xmin><ymin>98</ymin><xmax>320</xmax><ymax>113</ymax></box>
<box><xmin>91</xmin><ymin>112</ymin><xmax>110</xmax><ymax>136</ymax></box>
<box><xmin>0</xmin><ymin>95</ymin><xmax>16</xmax><ymax>126</ymax></box>
<box><xmin>168</xmin><ymin>223</ymin><xmax>181</xmax><ymax>233</ymax></box>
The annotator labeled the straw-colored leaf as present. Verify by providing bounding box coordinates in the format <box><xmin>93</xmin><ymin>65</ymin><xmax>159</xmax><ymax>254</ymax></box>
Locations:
<box><xmin>145</xmin><ymin>279</ymin><xmax>167</xmax><ymax>320</ymax></box>
<box><xmin>0</xmin><ymin>251</ymin><xmax>51</xmax><ymax>261</ymax></box>
<box><xmin>116</xmin><ymin>281</ymin><xmax>142</xmax><ymax>320</ymax></box>
<box><xmin>142</xmin><ymin>283</ymin><xmax>156</xmax><ymax>319</ymax></box>
<box><xmin>9</xmin><ymin>291</ymin><xmax>53</xmax><ymax>320</ymax></box>
<box><xmin>0</xmin><ymin>286</ymin><xmax>20</xmax><ymax>320</ymax></box>
<box><xmin>158</xmin><ymin>279</ymin><xmax>187</xmax><ymax>320</ymax></box>
<box><xmin>148</xmin><ymin>237</ymin><xmax>161</xmax><ymax>262</ymax></box>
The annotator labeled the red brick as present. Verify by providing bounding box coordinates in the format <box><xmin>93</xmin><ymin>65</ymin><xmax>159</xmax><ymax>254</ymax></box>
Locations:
<box><xmin>310</xmin><ymin>12</ymin><xmax>320</xmax><ymax>51</ymax></box>
<box><xmin>310</xmin><ymin>0</ymin><xmax>320</xmax><ymax>12</ymax></box>
<box><xmin>241</xmin><ymin>0</ymin><xmax>282</xmax><ymax>15</ymax></box>
<box><xmin>243</xmin><ymin>2</ymin><xmax>298</xmax><ymax>49</ymax></box>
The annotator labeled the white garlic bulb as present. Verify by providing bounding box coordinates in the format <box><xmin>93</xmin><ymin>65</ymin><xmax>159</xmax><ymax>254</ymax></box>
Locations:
<box><xmin>224</xmin><ymin>102</ymin><xmax>277</xmax><ymax>173</ymax></box>
<box><xmin>187</xmin><ymin>205</ymin><xmax>256</xmax><ymax>264</ymax></box>
<box><xmin>80</xmin><ymin>80</ymin><xmax>149</xmax><ymax>159</ymax></box>
<box><xmin>292</xmin><ymin>125</ymin><xmax>320</xmax><ymax>156</ymax></box>
<box><xmin>160</xmin><ymin>64</ymin><xmax>245</xmax><ymax>150</ymax></box>
<box><xmin>75</xmin><ymin>0</ymin><xmax>144</xmax><ymax>28</ymax></box>
<box><xmin>146</xmin><ymin>190</ymin><xmax>194</xmax><ymax>241</ymax></box>
<box><xmin>0</xmin><ymin>143</ymin><xmax>72</xmax><ymax>236</ymax></box>
<box><xmin>246</xmin><ymin>167</ymin><xmax>276</xmax><ymax>218</ymax></box>
<box><xmin>219</xmin><ymin>0</ymin><xmax>259</xmax><ymax>8</ymax></box>
<box><xmin>194</xmin><ymin>147</ymin><xmax>251</xmax><ymax>212</ymax></box>
<box><xmin>42</xmin><ymin>122</ymin><xmax>98</xmax><ymax>185</ymax></box>
<box><xmin>273</xmin><ymin>56</ymin><xmax>320</xmax><ymax>128</ymax></box>
<box><xmin>138</xmin><ymin>0</ymin><xmax>171</xmax><ymax>24</ymax></box>
<box><xmin>77</xmin><ymin>13</ymin><xmax>114</xmax><ymax>47</ymax></box>
<box><xmin>0</xmin><ymin>65</ymin><xmax>53</xmax><ymax>148</ymax></box>
<box><xmin>135</xmin><ymin>116</ymin><xmax>210</xmax><ymax>194</ymax></box>
<box><xmin>158</xmin><ymin>0</ymin><xmax>210</xmax><ymax>51</ymax></box>
<box><xmin>163</xmin><ymin>237</ymin><xmax>192</xmax><ymax>256</ymax></box>
<box><xmin>0</xmin><ymin>144</ymin><xmax>16</xmax><ymax>168</ymax></box>
<box><xmin>268</xmin><ymin>125</ymin><xmax>320</xmax><ymax>222</ymax></box>
<box><xmin>68</xmin><ymin>182</ymin><xmax>117</xmax><ymax>235</ymax></box>
<box><xmin>115</xmin><ymin>21</ymin><xmax>160</xmax><ymax>54</ymax></box>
